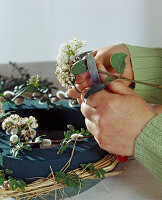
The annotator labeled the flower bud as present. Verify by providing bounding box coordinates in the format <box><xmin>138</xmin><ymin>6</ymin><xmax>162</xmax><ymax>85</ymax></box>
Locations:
<box><xmin>6</xmin><ymin>128</ymin><xmax>11</xmax><ymax>135</ymax></box>
<box><xmin>56</xmin><ymin>91</ymin><xmax>66</xmax><ymax>99</ymax></box>
<box><xmin>65</xmin><ymin>91</ymin><xmax>70</xmax><ymax>98</ymax></box>
<box><xmin>0</xmin><ymin>96</ymin><xmax>5</xmax><ymax>102</ymax></box>
<box><xmin>32</xmin><ymin>92</ymin><xmax>41</xmax><ymax>99</ymax></box>
<box><xmin>22</xmin><ymin>92</ymin><xmax>32</xmax><ymax>99</ymax></box>
<box><xmin>10</xmin><ymin>135</ymin><xmax>18</xmax><ymax>144</ymax></box>
<box><xmin>14</xmin><ymin>97</ymin><xmax>24</xmax><ymax>105</ymax></box>
<box><xmin>11</xmin><ymin>128</ymin><xmax>18</xmax><ymax>135</ymax></box>
<box><xmin>50</xmin><ymin>97</ymin><xmax>60</xmax><ymax>104</ymax></box>
<box><xmin>69</xmin><ymin>99</ymin><xmax>78</xmax><ymax>107</ymax></box>
<box><xmin>42</xmin><ymin>139</ymin><xmax>52</xmax><ymax>147</ymax></box>
<box><xmin>3</xmin><ymin>91</ymin><xmax>14</xmax><ymax>99</ymax></box>
<box><xmin>71</xmin><ymin>133</ymin><xmax>83</xmax><ymax>139</ymax></box>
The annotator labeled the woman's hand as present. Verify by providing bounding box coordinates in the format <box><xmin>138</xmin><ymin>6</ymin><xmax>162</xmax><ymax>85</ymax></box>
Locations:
<box><xmin>68</xmin><ymin>44</ymin><xmax>134</xmax><ymax>103</ymax></box>
<box><xmin>81</xmin><ymin>81</ymin><xmax>156</xmax><ymax>156</ymax></box>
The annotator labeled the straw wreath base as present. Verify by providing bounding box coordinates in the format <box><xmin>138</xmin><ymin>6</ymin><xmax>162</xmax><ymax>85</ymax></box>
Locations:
<box><xmin>0</xmin><ymin>154</ymin><xmax>123</xmax><ymax>200</ymax></box>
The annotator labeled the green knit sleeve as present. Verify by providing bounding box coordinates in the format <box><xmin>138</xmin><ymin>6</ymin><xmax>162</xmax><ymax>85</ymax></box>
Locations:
<box><xmin>135</xmin><ymin>114</ymin><xmax>162</xmax><ymax>181</ymax></box>
<box><xmin>124</xmin><ymin>44</ymin><xmax>162</xmax><ymax>105</ymax></box>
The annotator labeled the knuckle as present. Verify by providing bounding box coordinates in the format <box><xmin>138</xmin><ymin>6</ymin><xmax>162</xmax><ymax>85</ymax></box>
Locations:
<box><xmin>68</xmin><ymin>88</ymin><xmax>80</xmax><ymax>99</ymax></box>
<box><xmin>75</xmin><ymin>79</ymin><xmax>91</xmax><ymax>92</ymax></box>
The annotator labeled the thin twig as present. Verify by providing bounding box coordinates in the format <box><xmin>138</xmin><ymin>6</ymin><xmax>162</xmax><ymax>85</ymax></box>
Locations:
<box><xmin>98</xmin><ymin>70</ymin><xmax>162</xmax><ymax>89</ymax></box>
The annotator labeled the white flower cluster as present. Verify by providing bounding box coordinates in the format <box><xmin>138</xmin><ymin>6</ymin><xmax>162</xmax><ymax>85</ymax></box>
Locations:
<box><xmin>27</xmin><ymin>75</ymin><xmax>40</xmax><ymax>87</ymax></box>
<box><xmin>56</xmin><ymin>38</ymin><xmax>86</xmax><ymax>89</ymax></box>
<box><xmin>2</xmin><ymin>114</ymin><xmax>38</xmax><ymax>144</ymax></box>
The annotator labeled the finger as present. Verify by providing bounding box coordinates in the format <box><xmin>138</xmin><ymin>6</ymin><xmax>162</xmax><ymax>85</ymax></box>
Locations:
<box><xmin>94</xmin><ymin>49</ymin><xmax>111</xmax><ymax>68</ymax></box>
<box><xmin>77</xmin><ymin>97</ymin><xmax>82</xmax><ymax>104</ymax></box>
<box><xmin>75</xmin><ymin>78</ymin><xmax>92</xmax><ymax>93</ymax></box>
<box><xmin>93</xmin><ymin>49</ymin><xmax>97</xmax><ymax>57</ymax></box>
<box><xmin>108</xmin><ymin>80</ymin><xmax>136</xmax><ymax>95</ymax></box>
<box><xmin>68</xmin><ymin>87</ymin><xmax>81</xmax><ymax>99</ymax></box>
<box><xmin>81</xmin><ymin>89</ymin><xmax>112</xmax><ymax>108</ymax></box>
<box><xmin>68</xmin><ymin>77</ymin><xmax>92</xmax><ymax>101</ymax></box>
<box><xmin>81</xmin><ymin>102</ymin><xmax>97</xmax><ymax>122</ymax></box>
<box><xmin>75</xmin><ymin>70</ymin><xmax>90</xmax><ymax>84</ymax></box>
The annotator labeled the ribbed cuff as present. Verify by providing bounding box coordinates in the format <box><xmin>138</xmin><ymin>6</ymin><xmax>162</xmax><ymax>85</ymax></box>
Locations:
<box><xmin>124</xmin><ymin>44</ymin><xmax>162</xmax><ymax>105</ymax></box>
<box><xmin>135</xmin><ymin>114</ymin><xmax>162</xmax><ymax>181</ymax></box>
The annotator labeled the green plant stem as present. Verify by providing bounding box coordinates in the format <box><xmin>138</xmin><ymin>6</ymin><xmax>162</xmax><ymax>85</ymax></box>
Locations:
<box><xmin>98</xmin><ymin>70</ymin><xmax>162</xmax><ymax>89</ymax></box>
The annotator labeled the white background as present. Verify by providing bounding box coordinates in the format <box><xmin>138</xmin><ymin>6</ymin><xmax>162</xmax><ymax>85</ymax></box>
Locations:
<box><xmin>0</xmin><ymin>0</ymin><xmax>162</xmax><ymax>63</ymax></box>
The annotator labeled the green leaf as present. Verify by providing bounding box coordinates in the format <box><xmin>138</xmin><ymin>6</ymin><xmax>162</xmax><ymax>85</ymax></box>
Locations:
<box><xmin>17</xmin><ymin>179</ymin><xmax>27</xmax><ymax>188</ymax></box>
<box><xmin>80</xmin><ymin>164</ymin><xmax>87</xmax><ymax>169</ymax></box>
<box><xmin>55</xmin><ymin>171</ymin><xmax>66</xmax><ymax>178</ymax></box>
<box><xmin>57</xmin><ymin>143</ymin><xmax>69</xmax><ymax>154</ymax></box>
<box><xmin>80</xmin><ymin>128</ymin><xmax>85</xmax><ymax>134</ymax></box>
<box><xmin>19</xmin><ymin>185</ymin><xmax>25</xmax><ymax>192</ymax></box>
<box><xmin>23</xmin><ymin>145</ymin><xmax>32</xmax><ymax>151</ymax></box>
<box><xmin>110</xmin><ymin>52</ymin><xmax>127</xmax><ymax>75</ymax></box>
<box><xmin>64</xmin><ymin>131</ymin><xmax>72</xmax><ymax>139</ymax></box>
<box><xmin>0</xmin><ymin>170</ymin><xmax>4</xmax><ymax>173</ymax></box>
<box><xmin>56</xmin><ymin>176</ymin><xmax>63</xmax><ymax>183</ymax></box>
<box><xmin>0</xmin><ymin>177</ymin><xmax>4</xmax><ymax>185</ymax></box>
<box><xmin>84</xmin><ymin>83</ymin><xmax>105</xmax><ymax>100</ymax></box>
<box><xmin>88</xmin><ymin>164</ymin><xmax>94</xmax><ymax>174</ymax></box>
<box><xmin>67</xmin><ymin>124</ymin><xmax>75</xmax><ymax>132</ymax></box>
<box><xmin>71</xmin><ymin>59</ymin><xmax>87</xmax><ymax>75</ymax></box>
<box><xmin>104</xmin><ymin>76</ymin><xmax>116</xmax><ymax>86</ymax></box>
<box><xmin>8</xmin><ymin>176</ymin><xmax>14</xmax><ymax>183</ymax></box>
<box><xmin>66</xmin><ymin>179</ymin><xmax>74</xmax><ymax>187</ymax></box>
<box><xmin>85</xmin><ymin>131</ymin><xmax>90</xmax><ymax>136</ymax></box>
<box><xmin>98</xmin><ymin>169</ymin><xmax>105</xmax><ymax>178</ymax></box>
<box><xmin>95</xmin><ymin>170</ymin><xmax>100</xmax><ymax>178</ymax></box>
<box><xmin>5</xmin><ymin>169</ymin><xmax>13</xmax><ymax>175</ymax></box>
<box><xmin>9</xmin><ymin>179</ymin><xmax>17</xmax><ymax>190</ymax></box>
<box><xmin>24</xmin><ymin>85</ymin><xmax>37</xmax><ymax>93</ymax></box>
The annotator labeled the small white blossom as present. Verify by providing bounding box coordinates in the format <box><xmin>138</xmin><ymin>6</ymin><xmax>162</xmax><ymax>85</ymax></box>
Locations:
<box><xmin>31</xmin><ymin>123</ymin><xmax>38</xmax><ymax>129</ymax></box>
<box><xmin>10</xmin><ymin>135</ymin><xmax>18</xmax><ymax>144</ymax></box>
<box><xmin>25</xmin><ymin>137</ymin><xmax>29</xmax><ymax>141</ymax></box>
<box><xmin>21</xmin><ymin>117</ymin><xmax>28</xmax><ymax>125</ymax></box>
<box><xmin>30</xmin><ymin>135</ymin><xmax>35</xmax><ymax>139</ymax></box>
<box><xmin>22</xmin><ymin>130</ymin><xmax>26</xmax><ymax>136</ymax></box>
<box><xmin>42</xmin><ymin>139</ymin><xmax>52</xmax><ymax>147</ymax></box>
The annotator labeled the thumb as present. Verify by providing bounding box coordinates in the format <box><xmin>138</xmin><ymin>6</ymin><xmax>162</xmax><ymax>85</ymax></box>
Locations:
<box><xmin>108</xmin><ymin>80</ymin><xmax>136</xmax><ymax>95</ymax></box>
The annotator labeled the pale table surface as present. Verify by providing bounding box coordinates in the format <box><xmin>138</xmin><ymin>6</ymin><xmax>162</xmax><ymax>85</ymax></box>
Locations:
<box><xmin>3</xmin><ymin>159</ymin><xmax>162</xmax><ymax>200</ymax></box>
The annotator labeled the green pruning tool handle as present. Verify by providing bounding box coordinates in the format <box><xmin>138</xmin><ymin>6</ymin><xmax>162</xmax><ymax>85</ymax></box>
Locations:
<box><xmin>87</xmin><ymin>52</ymin><xmax>128</xmax><ymax>163</ymax></box>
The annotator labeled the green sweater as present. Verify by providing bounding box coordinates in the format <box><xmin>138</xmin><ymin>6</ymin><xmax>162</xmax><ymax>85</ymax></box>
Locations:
<box><xmin>125</xmin><ymin>44</ymin><xmax>162</xmax><ymax>181</ymax></box>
